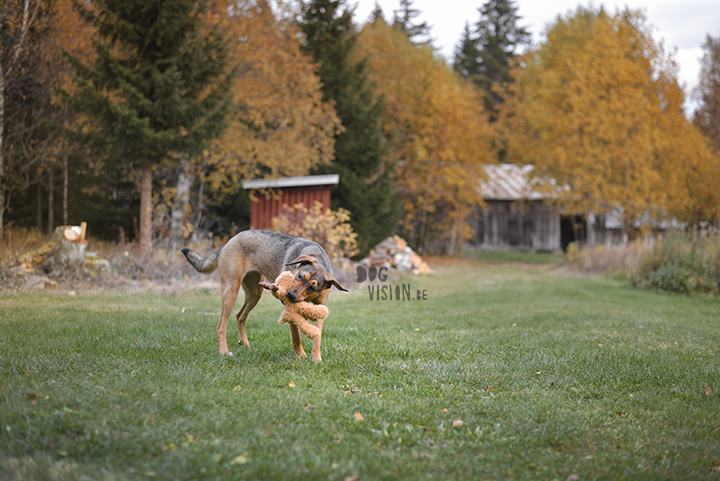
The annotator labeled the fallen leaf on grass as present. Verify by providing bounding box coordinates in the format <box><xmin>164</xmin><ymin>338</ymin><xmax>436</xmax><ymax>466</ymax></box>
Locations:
<box><xmin>354</xmin><ymin>413</ymin><xmax>364</xmax><ymax>422</ymax></box>
<box><xmin>703</xmin><ymin>385</ymin><xmax>712</xmax><ymax>396</ymax></box>
<box><xmin>452</xmin><ymin>419</ymin><xmax>464</xmax><ymax>428</ymax></box>
<box><xmin>288</xmin><ymin>381</ymin><xmax>296</xmax><ymax>388</ymax></box>
<box><xmin>230</xmin><ymin>453</ymin><xmax>249</xmax><ymax>465</ymax></box>
<box><xmin>26</xmin><ymin>393</ymin><xmax>38</xmax><ymax>399</ymax></box>
<box><xmin>441</xmin><ymin>408</ymin><xmax>449</xmax><ymax>413</ymax></box>
<box><xmin>151</xmin><ymin>393</ymin><xmax>159</xmax><ymax>397</ymax></box>
<box><xmin>233</xmin><ymin>385</ymin><xmax>242</xmax><ymax>392</ymax></box>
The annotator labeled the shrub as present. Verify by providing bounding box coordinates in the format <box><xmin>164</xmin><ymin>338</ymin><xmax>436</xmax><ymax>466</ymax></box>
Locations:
<box><xmin>271</xmin><ymin>201</ymin><xmax>358</xmax><ymax>263</ymax></box>
<box><xmin>629</xmin><ymin>226</ymin><xmax>720</xmax><ymax>295</ymax></box>
<box><xmin>567</xmin><ymin>226</ymin><xmax>720</xmax><ymax>295</ymax></box>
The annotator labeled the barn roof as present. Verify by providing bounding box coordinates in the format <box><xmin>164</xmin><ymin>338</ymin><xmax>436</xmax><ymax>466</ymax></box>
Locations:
<box><xmin>242</xmin><ymin>174</ymin><xmax>339</xmax><ymax>190</ymax></box>
<box><xmin>479</xmin><ymin>164</ymin><xmax>553</xmax><ymax>201</ymax></box>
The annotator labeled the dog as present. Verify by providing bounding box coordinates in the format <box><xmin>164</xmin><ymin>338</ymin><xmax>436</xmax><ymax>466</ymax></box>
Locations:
<box><xmin>181</xmin><ymin>229</ymin><xmax>347</xmax><ymax>361</ymax></box>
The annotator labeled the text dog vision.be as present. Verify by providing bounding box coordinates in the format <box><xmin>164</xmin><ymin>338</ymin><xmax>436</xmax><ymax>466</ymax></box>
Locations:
<box><xmin>356</xmin><ymin>266</ymin><xmax>428</xmax><ymax>301</ymax></box>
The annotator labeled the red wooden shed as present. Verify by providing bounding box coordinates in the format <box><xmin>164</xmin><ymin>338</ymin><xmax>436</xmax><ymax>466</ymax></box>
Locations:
<box><xmin>241</xmin><ymin>175</ymin><xmax>340</xmax><ymax>230</ymax></box>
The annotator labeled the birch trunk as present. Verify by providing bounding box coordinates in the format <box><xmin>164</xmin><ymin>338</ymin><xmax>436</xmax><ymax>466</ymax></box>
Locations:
<box><xmin>47</xmin><ymin>166</ymin><xmax>54</xmax><ymax>235</ymax></box>
<box><xmin>170</xmin><ymin>155</ymin><xmax>191</xmax><ymax>255</ymax></box>
<box><xmin>139</xmin><ymin>164</ymin><xmax>153</xmax><ymax>258</ymax></box>
<box><xmin>63</xmin><ymin>152</ymin><xmax>68</xmax><ymax>225</ymax></box>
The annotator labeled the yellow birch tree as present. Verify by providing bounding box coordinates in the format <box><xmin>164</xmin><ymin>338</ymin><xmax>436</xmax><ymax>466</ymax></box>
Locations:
<box><xmin>201</xmin><ymin>0</ymin><xmax>341</xmax><ymax>199</ymax></box>
<box><xmin>499</xmin><ymin>7</ymin><xmax>720</xmax><ymax>227</ymax></box>
<box><xmin>355</xmin><ymin>18</ymin><xmax>493</xmax><ymax>253</ymax></box>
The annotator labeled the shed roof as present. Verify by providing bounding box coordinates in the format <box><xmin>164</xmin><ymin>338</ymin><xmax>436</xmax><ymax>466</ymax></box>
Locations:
<box><xmin>479</xmin><ymin>164</ymin><xmax>553</xmax><ymax>201</ymax></box>
<box><xmin>242</xmin><ymin>174</ymin><xmax>339</xmax><ymax>190</ymax></box>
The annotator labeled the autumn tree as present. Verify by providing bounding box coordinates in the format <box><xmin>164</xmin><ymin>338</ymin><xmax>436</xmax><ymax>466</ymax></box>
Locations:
<box><xmin>298</xmin><ymin>0</ymin><xmax>396</xmax><ymax>255</ymax></box>
<box><xmin>693</xmin><ymin>34</ymin><xmax>720</xmax><ymax>152</ymax></box>
<box><xmin>356</xmin><ymin>18</ymin><xmax>493</xmax><ymax>254</ymax></box>
<box><xmin>202</xmin><ymin>0</ymin><xmax>340</xmax><ymax>192</ymax></box>
<box><xmin>500</xmin><ymin>7</ymin><xmax>720</xmax><ymax>228</ymax></box>
<box><xmin>453</xmin><ymin>0</ymin><xmax>529</xmax><ymax>118</ymax></box>
<box><xmin>0</xmin><ymin>0</ymin><xmax>43</xmax><ymax>241</ymax></box>
<box><xmin>58</xmin><ymin>0</ymin><xmax>234</xmax><ymax>257</ymax></box>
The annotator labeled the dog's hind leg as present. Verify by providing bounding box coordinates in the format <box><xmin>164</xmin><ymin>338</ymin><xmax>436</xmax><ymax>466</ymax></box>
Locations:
<box><xmin>236</xmin><ymin>271</ymin><xmax>263</xmax><ymax>348</ymax></box>
<box><xmin>218</xmin><ymin>277</ymin><xmax>241</xmax><ymax>356</ymax></box>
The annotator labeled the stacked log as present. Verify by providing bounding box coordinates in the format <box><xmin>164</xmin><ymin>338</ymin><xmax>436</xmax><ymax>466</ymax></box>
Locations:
<box><xmin>360</xmin><ymin>235</ymin><xmax>430</xmax><ymax>274</ymax></box>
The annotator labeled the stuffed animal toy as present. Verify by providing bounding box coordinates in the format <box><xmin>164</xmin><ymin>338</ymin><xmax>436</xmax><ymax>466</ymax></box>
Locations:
<box><xmin>259</xmin><ymin>271</ymin><xmax>328</xmax><ymax>340</ymax></box>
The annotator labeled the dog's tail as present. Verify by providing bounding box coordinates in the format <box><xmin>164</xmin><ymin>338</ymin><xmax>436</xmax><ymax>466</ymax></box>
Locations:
<box><xmin>181</xmin><ymin>247</ymin><xmax>222</xmax><ymax>274</ymax></box>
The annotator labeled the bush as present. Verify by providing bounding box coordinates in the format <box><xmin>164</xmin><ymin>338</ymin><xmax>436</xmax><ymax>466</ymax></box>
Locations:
<box><xmin>567</xmin><ymin>226</ymin><xmax>720</xmax><ymax>295</ymax></box>
<box><xmin>629</xmin><ymin>226</ymin><xmax>720</xmax><ymax>295</ymax></box>
<box><xmin>271</xmin><ymin>201</ymin><xmax>358</xmax><ymax>264</ymax></box>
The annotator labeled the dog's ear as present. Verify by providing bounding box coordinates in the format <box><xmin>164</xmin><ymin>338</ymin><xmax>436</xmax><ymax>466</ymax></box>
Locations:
<box><xmin>285</xmin><ymin>254</ymin><xmax>318</xmax><ymax>268</ymax></box>
<box><xmin>324</xmin><ymin>274</ymin><xmax>349</xmax><ymax>292</ymax></box>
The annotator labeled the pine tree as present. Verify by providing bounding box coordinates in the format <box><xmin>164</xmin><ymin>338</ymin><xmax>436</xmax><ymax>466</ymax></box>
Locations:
<box><xmin>453</xmin><ymin>22</ymin><xmax>480</xmax><ymax>80</ymax></box>
<box><xmin>298</xmin><ymin>0</ymin><xmax>396</xmax><ymax>255</ymax></box>
<box><xmin>369</xmin><ymin>2</ymin><xmax>385</xmax><ymax>24</ymax></box>
<box><xmin>58</xmin><ymin>0</ymin><xmax>233</xmax><ymax>256</ymax></box>
<box><xmin>454</xmin><ymin>0</ymin><xmax>530</xmax><ymax>118</ymax></box>
<box><xmin>392</xmin><ymin>0</ymin><xmax>430</xmax><ymax>43</ymax></box>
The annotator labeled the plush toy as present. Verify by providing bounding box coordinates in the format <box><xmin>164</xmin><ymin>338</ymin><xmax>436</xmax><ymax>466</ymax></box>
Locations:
<box><xmin>259</xmin><ymin>271</ymin><xmax>328</xmax><ymax>340</ymax></box>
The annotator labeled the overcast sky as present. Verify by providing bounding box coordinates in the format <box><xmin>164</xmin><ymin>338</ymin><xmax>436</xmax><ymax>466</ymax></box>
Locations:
<box><xmin>352</xmin><ymin>0</ymin><xmax>720</xmax><ymax>113</ymax></box>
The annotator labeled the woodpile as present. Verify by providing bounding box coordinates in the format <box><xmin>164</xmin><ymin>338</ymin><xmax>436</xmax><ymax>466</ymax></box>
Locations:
<box><xmin>360</xmin><ymin>235</ymin><xmax>430</xmax><ymax>274</ymax></box>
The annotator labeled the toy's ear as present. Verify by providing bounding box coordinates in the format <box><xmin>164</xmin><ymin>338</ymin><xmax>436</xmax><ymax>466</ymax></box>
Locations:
<box><xmin>276</xmin><ymin>271</ymin><xmax>295</xmax><ymax>285</ymax></box>
<box><xmin>324</xmin><ymin>274</ymin><xmax>348</xmax><ymax>292</ymax></box>
<box><xmin>285</xmin><ymin>254</ymin><xmax>318</xmax><ymax>268</ymax></box>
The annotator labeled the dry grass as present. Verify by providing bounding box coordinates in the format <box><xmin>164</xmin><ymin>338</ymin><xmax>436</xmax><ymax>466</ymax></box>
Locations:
<box><xmin>567</xmin><ymin>227</ymin><xmax>720</xmax><ymax>295</ymax></box>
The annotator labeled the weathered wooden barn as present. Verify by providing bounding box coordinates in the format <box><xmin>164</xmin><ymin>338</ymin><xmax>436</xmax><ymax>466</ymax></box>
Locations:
<box><xmin>466</xmin><ymin>164</ymin><xmax>562</xmax><ymax>252</ymax></box>
<box><xmin>241</xmin><ymin>174</ymin><xmax>339</xmax><ymax>230</ymax></box>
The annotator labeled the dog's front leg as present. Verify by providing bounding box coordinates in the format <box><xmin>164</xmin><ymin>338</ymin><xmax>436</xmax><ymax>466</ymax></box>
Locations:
<box><xmin>289</xmin><ymin>323</ymin><xmax>307</xmax><ymax>358</ymax></box>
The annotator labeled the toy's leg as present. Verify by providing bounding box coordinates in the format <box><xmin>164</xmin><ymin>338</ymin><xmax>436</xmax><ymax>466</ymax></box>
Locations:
<box><xmin>310</xmin><ymin>290</ymin><xmax>331</xmax><ymax>362</ymax></box>
<box><xmin>310</xmin><ymin>317</ymin><xmax>324</xmax><ymax>362</ymax></box>
<box><xmin>235</xmin><ymin>271</ymin><xmax>263</xmax><ymax>347</ymax></box>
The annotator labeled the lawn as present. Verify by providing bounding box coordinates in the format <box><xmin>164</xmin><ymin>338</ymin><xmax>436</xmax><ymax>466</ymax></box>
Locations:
<box><xmin>1</xmin><ymin>258</ymin><xmax>719</xmax><ymax>480</ymax></box>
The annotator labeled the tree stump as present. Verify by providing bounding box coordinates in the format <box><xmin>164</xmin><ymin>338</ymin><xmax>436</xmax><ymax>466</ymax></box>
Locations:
<box><xmin>20</xmin><ymin>222</ymin><xmax>88</xmax><ymax>274</ymax></box>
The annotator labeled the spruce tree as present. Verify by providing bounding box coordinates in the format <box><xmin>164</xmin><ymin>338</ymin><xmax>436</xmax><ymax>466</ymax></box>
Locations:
<box><xmin>453</xmin><ymin>22</ymin><xmax>481</xmax><ymax>80</ymax></box>
<box><xmin>392</xmin><ymin>0</ymin><xmax>430</xmax><ymax>43</ymax></box>
<box><xmin>454</xmin><ymin>0</ymin><xmax>530</xmax><ymax>118</ymax></box>
<box><xmin>299</xmin><ymin>0</ymin><xmax>396</xmax><ymax>255</ymax></box>
<box><xmin>58</xmin><ymin>0</ymin><xmax>233</xmax><ymax>256</ymax></box>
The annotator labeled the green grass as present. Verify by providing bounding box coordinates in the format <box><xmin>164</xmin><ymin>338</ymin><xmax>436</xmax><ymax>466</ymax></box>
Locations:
<box><xmin>1</xmin><ymin>260</ymin><xmax>719</xmax><ymax>480</ymax></box>
<box><xmin>462</xmin><ymin>250</ymin><xmax>567</xmax><ymax>264</ymax></box>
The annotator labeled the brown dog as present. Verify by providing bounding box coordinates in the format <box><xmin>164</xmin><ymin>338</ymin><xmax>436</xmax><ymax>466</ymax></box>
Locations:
<box><xmin>181</xmin><ymin>230</ymin><xmax>347</xmax><ymax>361</ymax></box>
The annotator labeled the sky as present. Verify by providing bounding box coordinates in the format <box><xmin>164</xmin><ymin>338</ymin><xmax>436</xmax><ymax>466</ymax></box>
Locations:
<box><xmin>352</xmin><ymin>0</ymin><xmax>720</xmax><ymax>113</ymax></box>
